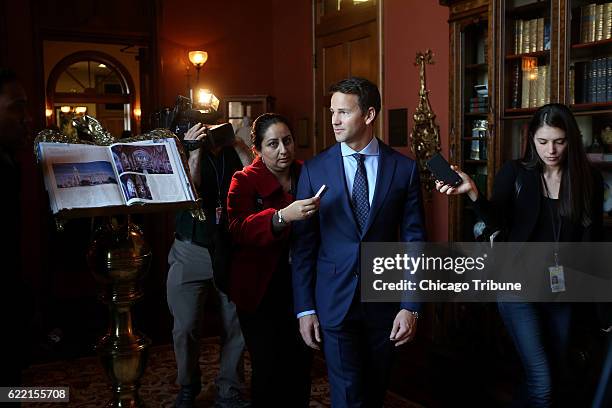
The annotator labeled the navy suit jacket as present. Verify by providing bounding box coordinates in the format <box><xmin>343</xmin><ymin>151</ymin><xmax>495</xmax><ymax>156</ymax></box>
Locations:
<box><xmin>291</xmin><ymin>140</ymin><xmax>426</xmax><ymax>328</ymax></box>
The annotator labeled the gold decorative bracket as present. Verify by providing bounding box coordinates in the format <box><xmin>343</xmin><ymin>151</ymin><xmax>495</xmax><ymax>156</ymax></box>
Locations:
<box><xmin>410</xmin><ymin>49</ymin><xmax>442</xmax><ymax>198</ymax></box>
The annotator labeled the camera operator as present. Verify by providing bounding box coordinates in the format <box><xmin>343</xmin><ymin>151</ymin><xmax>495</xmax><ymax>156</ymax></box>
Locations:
<box><xmin>167</xmin><ymin>121</ymin><xmax>252</xmax><ymax>408</ymax></box>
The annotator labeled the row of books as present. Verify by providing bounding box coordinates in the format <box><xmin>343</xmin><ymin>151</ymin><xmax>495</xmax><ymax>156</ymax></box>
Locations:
<box><xmin>570</xmin><ymin>58</ymin><xmax>612</xmax><ymax>104</ymax></box>
<box><xmin>467</xmin><ymin>96</ymin><xmax>488</xmax><ymax>113</ymax></box>
<box><xmin>513</xmin><ymin>18</ymin><xmax>551</xmax><ymax>55</ymax></box>
<box><xmin>509</xmin><ymin>63</ymin><xmax>551</xmax><ymax>109</ymax></box>
<box><xmin>580</xmin><ymin>3</ymin><xmax>612</xmax><ymax>44</ymax></box>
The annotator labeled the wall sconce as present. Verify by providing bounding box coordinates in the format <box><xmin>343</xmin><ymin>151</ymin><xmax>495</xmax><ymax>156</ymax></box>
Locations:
<box><xmin>75</xmin><ymin>106</ymin><xmax>87</xmax><ymax>114</ymax></box>
<box><xmin>134</xmin><ymin>108</ymin><xmax>142</xmax><ymax>119</ymax></box>
<box><xmin>60</xmin><ymin>106</ymin><xmax>71</xmax><ymax>113</ymax></box>
<box><xmin>45</xmin><ymin>109</ymin><xmax>53</xmax><ymax>118</ymax></box>
<box><xmin>188</xmin><ymin>50</ymin><xmax>208</xmax><ymax>83</ymax></box>
<box><xmin>195</xmin><ymin>88</ymin><xmax>219</xmax><ymax>113</ymax></box>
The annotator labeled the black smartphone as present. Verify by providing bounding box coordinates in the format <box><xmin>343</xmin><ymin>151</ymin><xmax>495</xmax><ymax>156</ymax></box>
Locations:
<box><xmin>426</xmin><ymin>153</ymin><xmax>463</xmax><ymax>187</ymax></box>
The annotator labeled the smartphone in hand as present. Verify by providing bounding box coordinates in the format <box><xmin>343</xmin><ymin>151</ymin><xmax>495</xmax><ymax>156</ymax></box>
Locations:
<box><xmin>426</xmin><ymin>153</ymin><xmax>463</xmax><ymax>187</ymax></box>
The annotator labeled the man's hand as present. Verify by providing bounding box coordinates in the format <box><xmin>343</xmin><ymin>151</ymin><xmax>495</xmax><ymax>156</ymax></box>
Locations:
<box><xmin>389</xmin><ymin>309</ymin><xmax>417</xmax><ymax>347</ymax></box>
<box><xmin>298</xmin><ymin>314</ymin><xmax>322</xmax><ymax>350</ymax></box>
<box><xmin>185</xmin><ymin>123</ymin><xmax>207</xmax><ymax>155</ymax></box>
<box><xmin>184</xmin><ymin>123</ymin><xmax>207</xmax><ymax>186</ymax></box>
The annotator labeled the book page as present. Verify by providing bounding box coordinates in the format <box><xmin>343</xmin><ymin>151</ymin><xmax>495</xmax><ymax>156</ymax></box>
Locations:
<box><xmin>110</xmin><ymin>138</ymin><xmax>195</xmax><ymax>205</ymax></box>
<box><xmin>38</xmin><ymin>143</ymin><xmax>125</xmax><ymax>213</ymax></box>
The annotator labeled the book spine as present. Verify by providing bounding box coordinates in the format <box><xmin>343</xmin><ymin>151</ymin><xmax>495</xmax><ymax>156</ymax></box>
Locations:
<box><xmin>597</xmin><ymin>4</ymin><xmax>605</xmax><ymax>41</ymax></box>
<box><xmin>589</xmin><ymin>60</ymin><xmax>596</xmax><ymax>103</ymax></box>
<box><xmin>595</xmin><ymin>58</ymin><xmax>601</xmax><ymax>103</ymax></box>
<box><xmin>537</xmin><ymin>18</ymin><xmax>544</xmax><ymax>51</ymax></box>
<box><xmin>607</xmin><ymin>57</ymin><xmax>612</xmax><ymax>102</ymax></box>
<box><xmin>581</xmin><ymin>5</ymin><xmax>588</xmax><ymax>43</ymax></box>
<box><xmin>597</xmin><ymin>58</ymin><xmax>608</xmax><ymax>102</ymax></box>
<box><xmin>523</xmin><ymin>19</ymin><xmax>531</xmax><ymax>53</ymax></box>
<box><xmin>530</xmin><ymin>66</ymin><xmax>539</xmax><ymax>108</ymax></box>
<box><xmin>605</xmin><ymin>3</ymin><xmax>612</xmax><ymax>40</ymax></box>
<box><xmin>529</xmin><ymin>18</ymin><xmax>538</xmax><ymax>52</ymax></box>
<box><xmin>518</xmin><ymin>20</ymin><xmax>524</xmax><ymax>54</ymax></box>
<box><xmin>590</xmin><ymin>4</ymin><xmax>597</xmax><ymax>42</ymax></box>
<box><xmin>583</xmin><ymin>61</ymin><xmax>590</xmax><ymax>103</ymax></box>
<box><xmin>514</xmin><ymin>20</ymin><xmax>519</xmax><ymax>54</ymax></box>
<box><xmin>521</xmin><ymin>68</ymin><xmax>530</xmax><ymax>108</ymax></box>
<box><xmin>512</xmin><ymin>62</ymin><xmax>521</xmax><ymax>109</ymax></box>
<box><xmin>537</xmin><ymin>65</ymin><xmax>545</xmax><ymax>107</ymax></box>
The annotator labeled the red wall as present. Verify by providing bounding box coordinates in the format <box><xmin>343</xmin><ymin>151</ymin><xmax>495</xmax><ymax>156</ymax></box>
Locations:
<box><xmin>383</xmin><ymin>0</ymin><xmax>450</xmax><ymax>242</ymax></box>
<box><xmin>158</xmin><ymin>0</ymin><xmax>313</xmax><ymax>161</ymax></box>
<box><xmin>158</xmin><ymin>0</ymin><xmax>276</xmax><ymax>106</ymax></box>
<box><xmin>271</xmin><ymin>0</ymin><xmax>313</xmax><ymax>160</ymax></box>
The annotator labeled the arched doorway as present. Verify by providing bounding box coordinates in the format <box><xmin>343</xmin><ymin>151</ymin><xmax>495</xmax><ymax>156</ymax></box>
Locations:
<box><xmin>46</xmin><ymin>51</ymin><xmax>137</xmax><ymax>138</ymax></box>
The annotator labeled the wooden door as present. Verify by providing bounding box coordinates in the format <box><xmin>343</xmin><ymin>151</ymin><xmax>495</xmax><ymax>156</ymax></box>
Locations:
<box><xmin>314</xmin><ymin>1</ymin><xmax>379</xmax><ymax>152</ymax></box>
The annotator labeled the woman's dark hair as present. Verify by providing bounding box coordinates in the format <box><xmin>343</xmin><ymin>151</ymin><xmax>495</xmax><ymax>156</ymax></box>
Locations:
<box><xmin>251</xmin><ymin>113</ymin><xmax>292</xmax><ymax>151</ymax></box>
<box><xmin>522</xmin><ymin>103</ymin><xmax>593</xmax><ymax>226</ymax></box>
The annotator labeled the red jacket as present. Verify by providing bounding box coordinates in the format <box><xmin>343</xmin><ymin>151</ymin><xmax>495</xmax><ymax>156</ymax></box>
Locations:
<box><xmin>226</xmin><ymin>156</ymin><xmax>302</xmax><ymax>312</ymax></box>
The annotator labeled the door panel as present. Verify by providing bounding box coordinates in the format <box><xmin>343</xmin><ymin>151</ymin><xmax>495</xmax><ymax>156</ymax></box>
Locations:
<box><xmin>315</xmin><ymin>18</ymin><xmax>378</xmax><ymax>152</ymax></box>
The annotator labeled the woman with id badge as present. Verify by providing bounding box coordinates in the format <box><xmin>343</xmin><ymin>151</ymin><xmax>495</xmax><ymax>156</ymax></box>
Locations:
<box><xmin>226</xmin><ymin>113</ymin><xmax>320</xmax><ymax>407</ymax></box>
<box><xmin>435</xmin><ymin>104</ymin><xmax>603</xmax><ymax>407</ymax></box>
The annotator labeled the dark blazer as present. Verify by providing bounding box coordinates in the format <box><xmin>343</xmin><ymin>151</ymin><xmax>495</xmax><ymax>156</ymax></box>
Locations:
<box><xmin>291</xmin><ymin>141</ymin><xmax>427</xmax><ymax>328</ymax></box>
<box><xmin>473</xmin><ymin>160</ymin><xmax>604</xmax><ymax>243</ymax></box>
<box><xmin>226</xmin><ymin>156</ymin><xmax>302</xmax><ymax>312</ymax></box>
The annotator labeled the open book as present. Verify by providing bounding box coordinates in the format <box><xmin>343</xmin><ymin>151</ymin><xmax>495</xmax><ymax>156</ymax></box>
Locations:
<box><xmin>38</xmin><ymin>138</ymin><xmax>197</xmax><ymax>215</ymax></box>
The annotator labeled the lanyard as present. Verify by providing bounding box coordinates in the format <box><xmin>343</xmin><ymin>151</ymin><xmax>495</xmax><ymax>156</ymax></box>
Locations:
<box><xmin>541</xmin><ymin>173</ymin><xmax>562</xmax><ymax>264</ymax></box>
<box><xmin>206</xmin><ymin>151</ymin><xmax>225</xmax><ymax>207</ymax></box>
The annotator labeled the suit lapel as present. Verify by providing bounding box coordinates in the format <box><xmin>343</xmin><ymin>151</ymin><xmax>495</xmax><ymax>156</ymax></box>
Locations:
<box><xmin>362</xmin><ymin>142</ymin><xmax>396</xmax><ymax>236</ymax></box>
<box><xmin>325</xmin><ymin>144</ymin><xmax>360</xmax><ymax>237</ymax></box>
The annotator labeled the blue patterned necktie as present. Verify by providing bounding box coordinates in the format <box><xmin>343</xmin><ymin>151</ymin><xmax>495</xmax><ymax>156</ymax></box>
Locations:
<box><xmin>351</xmin><ymin>153</ymin><xmax>370</xmax><ymax>232</ymax></box>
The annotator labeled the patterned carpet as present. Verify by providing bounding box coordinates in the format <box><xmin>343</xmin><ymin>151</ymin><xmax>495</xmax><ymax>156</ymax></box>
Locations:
<box><xmin>22</xmin><ymin>337</ymin><xmax>423</xmax><ymax>407</ymax></box>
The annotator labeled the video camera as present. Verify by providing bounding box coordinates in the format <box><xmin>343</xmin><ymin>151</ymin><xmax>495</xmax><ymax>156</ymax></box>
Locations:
<box><xmin>151</xmin><ymin>95</ymin><xmax>234</xmax><ymax>152</ymax></box>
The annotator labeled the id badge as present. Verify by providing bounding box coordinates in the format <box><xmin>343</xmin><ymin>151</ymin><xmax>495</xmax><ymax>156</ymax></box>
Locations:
<box><xmin>549</xmin><ymin>265</ymin><xmax>566</xmax><ymax>293</ymax></box>
<box><xmin>215</xmin><ymin>206</ymin><xmax>222</xmax><ymax>225</ymax></box>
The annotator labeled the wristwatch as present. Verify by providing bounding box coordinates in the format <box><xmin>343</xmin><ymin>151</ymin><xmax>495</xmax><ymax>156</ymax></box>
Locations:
<box><xmin>277</xmin><ymin>209</ymin><xmax>285</xmax><ymax>224</ymax></box>
<box><xmin>408</xmin><ymin>310</ymin><xmax>419</xmax><ymax>320</ymax></box>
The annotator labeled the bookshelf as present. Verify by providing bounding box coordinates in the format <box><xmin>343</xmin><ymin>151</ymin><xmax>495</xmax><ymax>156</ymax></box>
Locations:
<box><xmin>445</xmin><ymin>0</ymin><xmax>612</xmax><ymax>241</ymax></box>
<box><xmin>447</xmin><ymin>0</ymin><xmax>493</xmax><ymax>242</ymax></box>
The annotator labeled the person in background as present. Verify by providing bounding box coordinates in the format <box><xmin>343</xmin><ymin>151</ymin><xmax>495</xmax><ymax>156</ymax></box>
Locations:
<box><xmin>167</xmin><ymin>122</ymin><xmax>252</xmax><ymax>408</ymax></box>
<box><xmin>226</xmin><ymin>113</ymin><xmax>318</xmax><ymax>407</ymax></box>
<box><xmin>435</xmin><ymin>103</ymin><xmax>604</xmax><ymax>407</ymax></box>
<box><xmin>0</xmin><ymin>68</ymin><xmax>31</xmax><ymax>402</ymax></box>
<box><xmin>234</xmin><ymin>116</ymin><xmax>252</xmax><ymax>148</ymax></box>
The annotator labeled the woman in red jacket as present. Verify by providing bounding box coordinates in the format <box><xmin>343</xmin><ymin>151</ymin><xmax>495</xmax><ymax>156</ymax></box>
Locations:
<box><xmin>226</xmin><ymin>113</ymin><xmax>319</xmax><ymax>407</ymax></box>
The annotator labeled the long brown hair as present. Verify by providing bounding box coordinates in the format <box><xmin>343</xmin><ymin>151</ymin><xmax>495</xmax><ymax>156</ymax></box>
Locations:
<box><xmin>522</xmin><ymin>103</ymin><xmax>593</xmax><ymax>226</ymax></box>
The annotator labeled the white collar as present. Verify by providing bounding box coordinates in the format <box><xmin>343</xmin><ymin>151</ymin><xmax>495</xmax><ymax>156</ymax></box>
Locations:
<box><xmin>340</xmin><ymin>137</ymin><xmax>379</xmax><ymax>157</ymax></box>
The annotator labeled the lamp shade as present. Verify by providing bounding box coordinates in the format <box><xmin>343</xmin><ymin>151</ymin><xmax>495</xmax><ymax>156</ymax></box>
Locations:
<box><xmin>188</xmin><ymin>51</ymin><xmax>208</xmax><ymax>68</ymax></box>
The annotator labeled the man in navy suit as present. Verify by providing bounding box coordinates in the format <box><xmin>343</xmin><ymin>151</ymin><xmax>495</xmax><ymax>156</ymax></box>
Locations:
<box><xmin>291</xmin><ymin>77</ymin><xmax>426</xmax><ymax>407</ymax></box>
